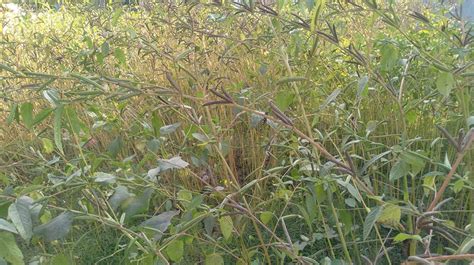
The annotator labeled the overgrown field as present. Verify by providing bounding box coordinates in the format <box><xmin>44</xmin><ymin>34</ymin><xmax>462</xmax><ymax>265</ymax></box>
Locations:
<box><xmin>0</xmin><ymin>1</ymin><xmax>473</xmax><ymax>264</ymax></box>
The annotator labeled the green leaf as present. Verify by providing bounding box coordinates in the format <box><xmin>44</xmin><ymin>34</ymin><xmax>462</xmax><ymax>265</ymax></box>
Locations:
<box><xmin>380</xmin><ymin>44</ymin><xmax>399</xmax><ymax>72</ymax></box>
<box><xmin>20</xmin><ymin>103</ymin><xmax>33</xmax><ymax>129</ymax></box>
<box><xmin>436</xmin><ymin>71</ymin><xmax>454</xmax><ymax>97</ymax></box>
<box><xmin>393</xmin><ymin>233</ymin><xmax>422</xmax><ymax>243</ymax></box>
<box><xmin>0</xmin><ymin>218</ymin><xmax>17</xmax><ymax>234</ymax></box>
<box><xmin>64</xmin><ymin>107</ymin><xmax>83</xmax><ymax>135</ymax></box>
<box><xmin>389</xmin><ymin>160</ymin><xmax>409</xmax><ymax>182</ymax></box>
<box><xmin>8</xmin><ymin>197</ymin><xmax>33</xmax><ymax>241</ymax></box>
<box><xmin>453</xmin><ymin>179</ymin><xmax>464</xmax><ymax>193</ymax></box>
<box><xmin>33</xmin><ymin>211</ymin><xmax>74</xmax><ymax>241</ymax></box>
<box><xmin>49</xmin><ymin>253</ymin><xmax>73</xmax><ymax>265</ymax></box>
<box><xmin>41</xmin><ymin>138</ymin><xmax>54</xmax><ymax>154</ymax></box>
<box><xmin>114</xmin><ymin>48</ymin><xmax>126</xmax><ymax>66</ymax></box>
<box><xmin>205</xmin><ymin>253</ymin><xmax>224</xmax><ymax>265</ymax></box>
<box><xmin>101</xmin><ymin>42</ymin><xmax>110</xmax><ymax>56</ymax></box>
<box><xmin>139</xmin><ymin>210</ymin><xmax>179</xmax><ymax>233</ymax></box>
<box><xmin>400</xmin><ymin>151</ymin><xmax>426</xmax><ymax>175</ymax></box>
<box><xmin>378</xmin><ymin>203</ymin><xmax>401</xmax><ymax>227</ymax></box>
<box><xmin>366</xmin><ymin>120</ymin><xmax>378</xmax><ymax>136</ymax></box>
<box><xmin>165</xmin><ymin>239</ymin><xmax>184</xmax><ymax>262</ymax></box>
<box><xmin>123</xmin><ymin>188</ymin><xmax>154</xmax><ymax>220</ymax></box>
<box><xmin>32</xmin><ymin>108</ymin><xmax>52</xmax><ymax>127</ymax></box>
<box><xmin>192</xmin><ymin>133</ymin><xmax>209</xmax><ymax>143</ymax></box>
<box><xmin>219</xmin><ymin>216</ymin><xmax>233</xmax><ymax>240</ymax></box>
<box><xmin>107</xmin><ymin>136</ymin><xmax>123</xmax><ymax>158</ymax></box>
<box><xmin>363</xmin><ymin>206</ymin><xmax>382</xmax><ymax>240</ymax></box>
<box><xmin>93</xmin><ymin>172</ymin><xmax>117</xmax><ymax>184</ymax></box>
<box><xmin>275</xmin><ymin>91</ymin><xmax>295</xmax><ymax>112</ymax></box>
<box><xmin>111</xmin><ymin>8</ymin><xmax>123</xmax><ymax>26</ymax></box>
<box><xmin>160</xmin><ymin>123</ymin><xmax>181</xmax><ymax>135</ymax></box>
<box><xmin>6</xmin><ymin>103</ymin><xmax>19</xmax><ymax>125</ymax></box>
<box><xmin>54</xmin><ymin>106</ymin><xmax>64</xmax><ymax>154</ymax></box>
<box><xmin>157</xmin><ymin>156</ymin><xmax>189</xmax><ymax>172</ymax></box>
<box><xmin>259</xmin><ymin>212</ymin><xmax>273</xmax><ymax>225</ymax></box>
<box><xmin>0</xmin><ymin>232</ymin><xmax>24</xmax><ymax>265</ymax></box>
<box><xmin>357</xmin><ymin>75</ymin><xmax>369</xmax><ymax>98</ymax></box>
<box><xmin>109</xmin><ymin>186</ymin><xmax>132</xmax><ymax>212</ymax></box>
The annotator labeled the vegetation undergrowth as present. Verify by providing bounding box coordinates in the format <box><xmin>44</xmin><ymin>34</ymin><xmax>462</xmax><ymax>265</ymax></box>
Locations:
<box><xmin>0</xmin><ymin>0</ymin><xmax>473</xmax><ymax>264</ymax></box>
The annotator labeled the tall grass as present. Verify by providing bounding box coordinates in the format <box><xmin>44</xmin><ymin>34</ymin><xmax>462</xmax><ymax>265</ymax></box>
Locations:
<box><xmin>0</xmin><ymin>1</ymin><xmax>473</xmax><ymax>264</ymax></box>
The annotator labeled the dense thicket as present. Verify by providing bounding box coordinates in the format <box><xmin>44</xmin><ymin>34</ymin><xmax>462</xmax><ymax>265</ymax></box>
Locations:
<box><xmin>0</xmin><ymin>1</ymin><xmax>473</xmax><ymax>264</ymax></box>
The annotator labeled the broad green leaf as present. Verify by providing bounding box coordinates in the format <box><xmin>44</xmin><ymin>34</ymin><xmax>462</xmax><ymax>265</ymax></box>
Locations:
<box><xmin>53</xmin><ymin>107</ymin><xmax>64</xmax><ymax>154</ymax></box>
<box><xmin>33</xmin><ymin>212</ymin><xmax>74</xmax><ymax>241</ymax></box>
<box><xmin>0</xmin><ymin>218</ymin><xmax>17</xmax><ymax>234</ymax></box>
<box><xmin>157</xmin><ymin>156</ymin><xmax>189</xmax><ymax>172</ymax></box>
<box><xmin>314</xmin><ymin>183</ymin><xmax>327</xmax><ymax>203</ymax></box>
<box><xmin>366</xmin><ymin>120</ymin><xmax>378</xmax><ymax>136</ymax></box>
<box><xmin>219</xmin><ymin>216</ymin><xmax>233</xmax><ymax>240</ymax></box>
<box><xmin>114</xmin><ymin>48</ymin><xmax>126</xmax><ymax>66</ymax></box>
<box><xmin>275</xmin><ymin>91</ymin><xmax>295</xmax><ymax>112</ymax></box>
<box><xmin>41</xmin><ymin>138</ymin><xmax>54</xmax><ymax>154</ymax></box>
<box><xmin>20</xmin><ymin>103</ymin><xmax>33</xmax><ymax>129</ymax></box>
<box><xmin>101</xmin><ymin>42</ymin><xmax>110</xmax><ymax>56</ymax></box>
<box><xmin>389</xmin><ymin>160</ymin><xmax>409</xmax><ymax>182</ymax></box>
<box><xmin>160</xmin><ymin>122</ymin><xmax>181</xmax><ymax>135</ymax></box>
<box><xmin>453</xmin><ymin>179</ymin><xmax>464</xmax><ymax>193</ymax></box>
<box><xmin>146</xmin><ymin>138</ymin><xmax>161</xmax><ymax>152</ymax></box>
<box><xmin>363</xmin><ymin>206</ymin><xmax>382</xmax><ymax>240</ymax></box>
<box><xmin>107</xmin><ymin>136</ymin><xmax>123</xmax><ymax>158</ymax></box>
<box><xmin>436</xmin><ymin>71</ymin><xmax>454</xmax><ymax>97</ymax></box>
<box><xmin>93</xmin><ymin>172</ymin><xmax>117</xmax><ymax>184</ymax></box>
<box><xmin>378</xmin><ymin>203</ymin><xmax>401</xmax><ymax>227</ymax></box>
<box><xmin>123</xmin><ymin>188</ymin><xmax>154</xmax><ymax>220</ymax></box>
<box><xmin>205</xmin><ymin>253</ymin><xmax>224</xmax><ymax>265</ymax></box>
<box><xmin>64</xmin><ymin>107</ymin><xmax>83</xmax><ymax>135</ymax></box>
<box><xmin>259</xmin><ymin>211</ymin><xmax>273</xmax><ymax>225</ymax></box>
<box><xmin>49</xmin><ymin>253</ymin><xmax>73</xmax><ymax>265</ymax></box>
<box><xmin>8</xmin><ymin>197</ymin><xmax>33</xmax><ymax>241</ymax></box>
<box><xmin>32</xmin><ymin>108</ymin><xmax>52</xmax><ymax>127</ymax></box>
<box><xmin>393</xmin><ymin>233</ymin><xmax>422</xmax><ymax>243</ymax></box>
<box><xmin>0</xmin><ymin>232</ymin><xmax>24</xmax><ymax>265</ymax></box>
<box><xmin>165</xmin><ymin>239</ymin><xmax>184</xmax><ymax>262</ymax></box>
<box><xmin>380</xmin><ymin>44</ymin><xmax>399</xmax><ymax>72</ymax></box>
<box><xmin>203</xmin><ymin>216</ymin><xmax>216</xmax><ymax>235</ymax></box>
<box><xmin>139</xmin><ymin>210</ymin><xmax>179</xmax><ymax>239</ymax></box>
<box><xmin>109</xmin><ymin>186</ymin><xmax>132</xmax><ymax>211</ymax></box>
<box><xmin>192</xmin><ymin>133</ymin><xmax>209</xmax><ymax>143</ymax></box>
<box><xmin>400</xmin><ymin>151</ymin><xmax>426</xmax><ymax>175</ymax></box>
